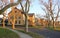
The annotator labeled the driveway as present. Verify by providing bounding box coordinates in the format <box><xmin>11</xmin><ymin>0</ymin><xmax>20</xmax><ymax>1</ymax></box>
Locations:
<box><xmin>29</xmin><ymin>28</ymin><xmax>60</xmax><ymax>38</ymax></box>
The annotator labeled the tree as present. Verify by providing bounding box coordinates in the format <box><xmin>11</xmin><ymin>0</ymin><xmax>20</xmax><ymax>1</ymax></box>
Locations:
<box><xmin>19</xmin><ymin>0</ymin><xmax>30</xmax><ymax>32</ymax></box>
<box><xmin>0</xmin><ymin>0</ymin><xmax>21</xmax><ymax>28</ymax></box>
<box><xmin>39</xmin><ymin>0</ymin><xmax>60</xmax><ymax>29</ymax></box>
<box><xmin>8</xmin><ymin>8</ymin><xmax>16</xmax><ymax>29</ymax></box>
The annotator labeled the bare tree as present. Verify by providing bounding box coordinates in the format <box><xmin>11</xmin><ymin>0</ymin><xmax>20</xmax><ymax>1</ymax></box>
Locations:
<box><xmin>1</xmin><ymin>0</ymin><xmax>9</xmax><ymax>28</ymax></box>
<box><xmin>19</xmin><ymin>0</ymin><xmax>30</xmax><ymax>32</ymax></box>
<box><xmin>39</xmin><ymin>0</ymin><xmax>60</xmax><ymax>29</ymax></box>
<box><xmin>8</xmin><ymin>10</ymin><xmax>16</xmax><ymax>29</ymax></box>
<box><xmin>0</xmin><ymin>0</ymin><xmax>21</xmax><ymax>28</ymax></box>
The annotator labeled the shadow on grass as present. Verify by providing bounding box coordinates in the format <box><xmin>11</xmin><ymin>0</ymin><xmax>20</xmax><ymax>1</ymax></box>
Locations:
<box><xmin>0</xmin><ymin>27</ymin><xmax>20</xmax><ymax>38</ymax></box>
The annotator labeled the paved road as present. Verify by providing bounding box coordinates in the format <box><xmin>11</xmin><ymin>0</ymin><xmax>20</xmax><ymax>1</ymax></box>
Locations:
<box><xmin>6</xmin><ymin>26</ymin><xmax>60</xmax><ymax>38</ymax></box>
<box><xmin>29</xmin><ymin>28</ymin><xmax>60</xmax><ymax>38</ymax></box>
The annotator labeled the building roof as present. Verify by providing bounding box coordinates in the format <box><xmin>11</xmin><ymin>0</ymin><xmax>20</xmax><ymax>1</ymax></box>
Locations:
<box><xmin>28</xmin><ymin>13</ymin><xmax>35</xmax><ymax>17</ymax></box>
<box><xmin>8</xmin><ymin>7</ymin><xmax>35</xmax><ymax>17</ymax></box>
<box><xmin>8</xmin><ymin>7</ymin><xmax>23</xmax><ymax>15</ymax></box>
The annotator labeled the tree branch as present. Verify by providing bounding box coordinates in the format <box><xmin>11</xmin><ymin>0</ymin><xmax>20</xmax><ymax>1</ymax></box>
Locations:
<box><xmin>0</xmin><ymin>0</ymin><xmax>21</xmax><ymax>14</ymax></box>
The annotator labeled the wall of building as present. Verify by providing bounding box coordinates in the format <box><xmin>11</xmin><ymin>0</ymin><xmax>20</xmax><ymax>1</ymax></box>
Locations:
<box><xmin>8</xmin><ymin>7</ymin><xmax>35</xmax><ymax>26</ymax></box>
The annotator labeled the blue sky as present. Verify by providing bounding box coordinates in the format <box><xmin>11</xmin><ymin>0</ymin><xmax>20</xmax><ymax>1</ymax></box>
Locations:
<box><xmin>13</xmin><ymin>0</ymin><xmax>46</xmax><ymax>15</ymax></box>
<box><xmin>17</xmin><ymin>0</ymin><xmax>45</xmax><ymax>15</ymax></box>
<box><xmin>29</xmin><ymin>0</ymin><xmax>45</xmax><ymax>15</ymax></box>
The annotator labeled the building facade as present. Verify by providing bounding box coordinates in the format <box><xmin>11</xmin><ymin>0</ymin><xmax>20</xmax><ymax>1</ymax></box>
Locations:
<box><xmin>8</xmin><ymin>7</ymin><xmax>35</xmax><ymax>26</ymax></box>
<box><xmin>8</xmin><ymin>7</ymin><xmax>24</xmax><ymax>25</ymax></box>
<box><xmin>28</xmin><ymin>13</ymin><xmax>35</xmax><ymax>26</ymax></box>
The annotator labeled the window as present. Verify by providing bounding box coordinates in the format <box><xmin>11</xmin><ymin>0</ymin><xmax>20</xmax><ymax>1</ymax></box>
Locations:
<box><xmin>15</xmin><ymin>11</ymin><xmax>17</xmax><ymax>13</ymax></box>
<box><xmin>15</xmin><ymin>21</ymin><xmax>17</xmax><ymax>24</ymax></box>
<box><xmin>19</xmin><ymin>21</ymin><xmax>21</xmax><ymax>24</ymax></box>
<box><xmin>19</xmin><ymin>17</ymin><xmax>21</xmax><ymax>19</ymax></box>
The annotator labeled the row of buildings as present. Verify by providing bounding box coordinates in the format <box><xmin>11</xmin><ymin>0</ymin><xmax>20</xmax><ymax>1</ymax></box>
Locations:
<box><xmin>0</xmin><ymin>7</ymin><xmax>60</xmax><ymax>27</ymax></box>
<box><xmin>5</xmin><ymin>7</ymin><xmax>35</xmax><ymax>26</ymax></box>
<box><xmin>7</xmin><ymin>7</ymin><xmax>48</xmax><ymax>26</ymax></box>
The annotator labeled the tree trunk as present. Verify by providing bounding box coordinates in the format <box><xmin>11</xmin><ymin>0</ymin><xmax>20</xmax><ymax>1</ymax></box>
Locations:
<box><xmin>12</xmin><ymin>23</ymin><xmax>15</xmax><ymax>29</ymax></box>
<box><xmin>53</xmin><ymin>20</ymin><xmax>54</xmax><ymax>28</ymax></box>
<box><xmin>47</xmin><ymin>15</ymin><xmax>50</xmax><ymax>28</ymax></box>
<box><xmin>52</xmin><ymin>18</ymin><xmax>55</xmax><ymax>29</ymax></box>
<box><xmin>53</xmin><ymin>20</ymin><xmax>56</xmax><ymax>30</ymax></box>
<box><xmin>12</xmin><ymin>19</ymin><xmax>15</xmax><ymax>29</ymax></box>
<box><xmin>48</xmin><ymin>21</ymin><xmax>50</xmax><ymax>28</ymax></box>
<box><xmin>25</xmin><ymin>14</ymin><xmax>28</xmax><ymax>32</ymax></box>
<box><xmin>3</xmin><ymin>17</ymin><xmax>5</xmax><ymax>28</ymax></box>
<box><xmin>12</xmin><ymin>15</ymin><xmax>15</xmax><ymax>29</ymax></box>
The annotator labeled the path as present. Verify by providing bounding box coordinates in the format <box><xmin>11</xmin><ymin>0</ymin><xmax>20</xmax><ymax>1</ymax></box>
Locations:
<box><xmin>7</xmin><ymin>28</ymin><xmax>32</xmax><ymax>38</ymax></box>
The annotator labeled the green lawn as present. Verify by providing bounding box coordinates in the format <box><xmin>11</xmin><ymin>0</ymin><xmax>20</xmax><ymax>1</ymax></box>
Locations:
<box><xmin>0</xmin><ymin>28</ymin><xmax>20</xmax><ymax>38</ymax></box>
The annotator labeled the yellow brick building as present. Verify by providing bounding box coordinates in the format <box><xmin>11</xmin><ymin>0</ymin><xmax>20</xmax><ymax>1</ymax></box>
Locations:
<box><xmin>8</xmin><ymin>7</ymin><xmax>24</xmax><ymax>25</ymax></box>
<box><xmin>8</xmin><ymin>7</ymin><xmax>35</xmax><ymax>26</ymax></box>
<box><xmin>28</xmin><ymin>13</ymin><xmax>35</xmax><ymax>26</ymax></box>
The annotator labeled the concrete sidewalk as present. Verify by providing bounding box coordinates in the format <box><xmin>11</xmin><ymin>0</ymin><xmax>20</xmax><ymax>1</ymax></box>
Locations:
<box><xmin>8</xmin><ymin>28</ymin><xmax>32</xmax><ymax>38</ymax></box>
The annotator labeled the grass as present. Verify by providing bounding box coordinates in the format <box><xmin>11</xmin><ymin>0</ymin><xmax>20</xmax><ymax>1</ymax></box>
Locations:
<box><xmin>55</xmin><ymin>27</ymin><xmax>60</xmax><ymax>30</ymax></box>
<box><xmin>16</xmin><ymin>30</ymin><xmax>44</xmax><ymax>38</ymax></box>
<box><xmin>47</xmin><ymin>26</ymin><xmax>54</xmax><ymax>30</ymax></box>
<box><xmin>47</xmin><ymin>27</ymin><xmax>60</xmax><ymax>32</ymax></box>
<box><xmin>54</xmin><ymin>27</ymin><xmax>60</xmax><ymax>31</ymax></box>
<box><xmin>27</xmin><ymin>25</ymin><xmax>44</xmax><ymax>30</ymax></box>
<box><xmin>46</xmin><ymin>26</ymin><xmax>60</xmax><ymax>31</ymax></box>
<box><xmin>0</xmin><ymin>28</ymin><xmax>20</xmax><ymax>38</ymax></box>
